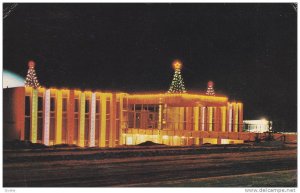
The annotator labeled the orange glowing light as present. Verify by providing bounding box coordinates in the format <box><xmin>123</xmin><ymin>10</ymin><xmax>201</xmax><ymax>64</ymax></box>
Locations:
<box><xmin>172</xmin><ymin>60</ymin><xmax>182</xmax><ymax>70</ymax></box>
<box><xmin>208</xmin><ymin>81</ymin><xmax>214</xmax><ymax>87</ymax></box>
<box><xmin>28</xmin><ymin>60</ymin><xmax>35</xmax><ymax>68</ymax></box>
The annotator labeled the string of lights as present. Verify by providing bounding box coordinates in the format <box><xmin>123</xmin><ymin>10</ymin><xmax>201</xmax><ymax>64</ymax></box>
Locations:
<box><xmin>24</xmin><ymin>60</ymin><xmax>41</xmax><ymax>89</ymax></box>
<box><xmin>206</xmin><ymin>81</ymin><xmax>215</xmax><ymax>96</ymax></box>
<box><xmin>167</xmin><ymin>60</ymin><xmax>187</xmax><ymax>94</ymax></box>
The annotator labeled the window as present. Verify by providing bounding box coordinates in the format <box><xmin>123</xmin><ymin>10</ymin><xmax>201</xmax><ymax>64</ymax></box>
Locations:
<box><xmin>96</xmin><ymin>100</ymin><xmax>100</xmax><ymax>113</ymax></box>
<box><xmin>74</xmin><ymin>99</ymin><xmax>79</xmax><ymax>112</ymax></box>
<box><xmin>38</xmin><ymin>97</ymin><xmax>43</xmax><ymax>111</ymax></box>
<box><xmin>85</xmin><ymin>100</ymin><xmax>89</xmax><ymax>113</ymax></box>
<box><xmin>50</xmin><ymin>98</ymin><xmax>55</xmax><ymax>111</ymax></box>
<box><xmin>63</xmin><ymin>98</ymin><xmax>67</xmax><ymax>112</ymax></box>
<box><xmin>25</xmin><ymin>96</ymin><xmax>30</xmax><ymax>116</ymax></box>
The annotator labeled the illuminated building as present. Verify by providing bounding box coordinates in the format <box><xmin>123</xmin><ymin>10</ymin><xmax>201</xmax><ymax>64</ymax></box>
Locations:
<box><xmin>3</xmin><ymin>61</ymin><xmax>245</xmax><ymax>147</ymax></box>
<box><xmin>243</xmin><ymin>119</ymin><xmax>272</xmax><ymax>133</ymax></box>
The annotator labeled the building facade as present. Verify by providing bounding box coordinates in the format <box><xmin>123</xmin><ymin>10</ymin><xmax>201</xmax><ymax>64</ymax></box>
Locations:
<box><xmin>243</xmin><ymin>119</ymin><xmax>272</xmax><ymax>133</ymax></box>
<box><xmin>4</xmin><ymin>86</ymin><xmax>244</xmax><ymax>147</ymax></box>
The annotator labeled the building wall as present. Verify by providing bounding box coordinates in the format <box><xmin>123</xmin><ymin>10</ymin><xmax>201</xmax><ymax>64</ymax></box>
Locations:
<box><xmin>19</xmin><ymin>87</ymin><xmax>127</xmax><ymax>147</ymax></box>
<box><xmin>3</xmin><ymin>87</ymin><xmax>25</xmax><ymax>141</ymax></box>
<box><xmin>4</xmin><ymin>87</ymin><xmax>247</xmax><ymax>146</ymax></box>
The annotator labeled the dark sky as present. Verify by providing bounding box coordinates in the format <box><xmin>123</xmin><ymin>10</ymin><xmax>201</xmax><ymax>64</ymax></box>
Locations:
<box><xmin>3</xmin><ymin>3</ymin><xmax>297</xmax><ymax>131</ymax></box>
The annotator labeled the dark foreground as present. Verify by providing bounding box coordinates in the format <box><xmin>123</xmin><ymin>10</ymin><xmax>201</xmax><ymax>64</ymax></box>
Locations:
<box><xmin>3</xmin><ymin>143</ymin><xmax>297</xmax><ymax>187</ymax></box>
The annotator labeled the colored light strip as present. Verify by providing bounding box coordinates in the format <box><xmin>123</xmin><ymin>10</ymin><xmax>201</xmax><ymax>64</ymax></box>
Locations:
<box><xmin>238</xmin><ymin>103</ymin><xmax>243</xmax><ymax>132</ymax></box>
<box><xmin>208</xmin><ymin>107</ymin><xmax>213</xmax><ymax>131</ymax></box>
<box><xmin>194</xmin><ymin>107</ymin><xmax>199</xmax><ymax>131</ymax></box>
<box><xmin>31</xmin><ymin>89</ymin><xmax>38</xmax><ymax>143</ymax></box>
<box><xmin>228</xmin><ymin>104</ymin><xmax>232</xmax><ymax>132</ymax></box>
<box><xmin>55</xmin><ymin>90</ymin><xmax>62</xmax><ymax>144</ymax></box>
<box><xmin>158</xmin><ymin>105</ymin><xmax>162</xmax><ymax>130</ymax></box>
<box><xmin>79</xmin><ymin>93</ymin><xmax>85</xmax><ymax>147</ymax></box>
<box><xmin>234</xmin><ymin>103</ymin><xmax>239</xmax><ymax>132</ymax></box>
<box><xmin>201</xmin><ymin>107</ymin><xmax>205</xmax><ymax>131</ymax></box>
<box><xmin>89</xmin><ymin>93</ymin><xmax>96</xmax><ymax>147</ymax></box>
<box><xmin>100</xmin><ymin>94</ymin><xmax>106</xmax><ymax>147</ymax></box>
<box><xmin>43</xmin><ymin>89</ymin><xmax>50</xmax><ymax>145</ymax></box>
<box><xmin>221</xmin><ymin>106</ymin><xmax>226</xmax><ymax>132</ymax></box>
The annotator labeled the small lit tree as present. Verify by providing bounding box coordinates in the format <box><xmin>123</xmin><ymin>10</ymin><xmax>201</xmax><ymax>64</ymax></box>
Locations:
<box><xmin>167</xmin><ymin>60</ymin><xmax>187</xmax><ymax>93</ymax></box>
<box><xmin>206</xmin><ymin>81</ymin><xmax>215</xmax><ymax>96</ymax></box>
<box><xmin>25</xmin><ymin>60</ymin><xmax>41</xmax><ymax>88</ymax></box>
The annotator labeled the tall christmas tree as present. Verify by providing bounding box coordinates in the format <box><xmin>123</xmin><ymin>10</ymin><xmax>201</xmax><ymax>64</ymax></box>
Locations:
<box><xmin>25</xmin><ymin>60</ymin><xmax>41</xmax><ymax>88</ymax></box>
<box><xmin>167</xmin><ymin>60</ymin><xmax>187</xmax><ymax>93</ymax></box>
<box><xmin>206</xmin><ymin>81</ymin><xmax>215</xmax><ymax>96</ymax></box>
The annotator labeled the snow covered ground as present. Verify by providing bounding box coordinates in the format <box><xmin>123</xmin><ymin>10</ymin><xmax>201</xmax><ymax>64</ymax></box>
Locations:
<box><xmin>3</xmin><ymin>144</ymin><xmax>297</xmax><ymax>187</ymax></box>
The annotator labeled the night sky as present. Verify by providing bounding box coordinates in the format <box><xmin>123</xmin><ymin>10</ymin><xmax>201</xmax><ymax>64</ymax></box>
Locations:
<box><xmin>3</xmin><ymin>3</ymin><xmax>297</xmax><ymax>131</ymax></box>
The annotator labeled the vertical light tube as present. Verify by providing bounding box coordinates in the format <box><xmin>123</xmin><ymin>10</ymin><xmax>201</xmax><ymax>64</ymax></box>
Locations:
<box><xmin>201</xmin><ymin>107</ymin><xmax>206</xmax><ymax>131</ymax></box>
<box><xmin>194</xmin><ymin>107</ymin><xmax>199</xmax><ymax>131</ymax></box>
<box><xmin>208</xmin><ymin>107</ymin><xmax>213</xmax><ymax>131</ymax></box>
<box><xmin>100</xmin><ymin>94</ymin><xmax>106</xmax><ymax>147</ymax></box>
<box><xmin>238</xmin><ymin>103</ymin><xmax>243</xmax><ymax>132</ymax></box>
<box><xmin>109</xmin><ymin>94</ymin><xmax>116</xmax><ymax>147</ymax></box>
<box><xmin>89</xmin><ymin>93</ymin><xmax>96</xmax><ymax>147</ymax></box>
<box><xmin>194</xmin><ymin>107</ymin><xmax>199</xmax><ymax>145</ymax></box>
<box><xmin>119</xmin><ymin>95</ymin><xmax>124</xmax><ymax>146</ymax></box>
<box><xmin>43</xmin><ymin>89</ymin><xmax>50</xmax><ymax>145</ymax></box>
<box><xmin>67</xmin><ymin>90</ymin><xmax>75</xmax><ymax>144</ymax></box>
<box><xmin>79</xmin><ymin>92</ymin><xmax>85</xmax><ymax>147</ymax></box>
<box><xmin>158</xmin><ymin>104</ymin><xmax>162</xmax><ymax>130</ymax></box>
<box><xmin>31</xmin><ymin>89</ymin><xmax>38</xmax><ymax>143</ymax></box>
<box><xmin>228</xmin><ymin>104</ymin><xmax>232</xmax><ymax>132</ymax></box>
<box><xmin>55</xmin><ymin>90</ymin><xmax>62</xmax><ymax>144</ymax></box>
<box><xmin>234</xmin><ymin>103</ymin><xmax>239</xmax><ymax>132</ymax></box>
<box><xmin>221</xmin><ymin>106</ymin><xmax>226</xmax><ymax>132</ymax></box>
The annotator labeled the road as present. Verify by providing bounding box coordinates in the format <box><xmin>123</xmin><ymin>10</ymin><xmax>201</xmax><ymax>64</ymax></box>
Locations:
<box><xmin>3</xmin><ymin>144</ymin><xmax>297</xmax><ymax>187</ymax></box>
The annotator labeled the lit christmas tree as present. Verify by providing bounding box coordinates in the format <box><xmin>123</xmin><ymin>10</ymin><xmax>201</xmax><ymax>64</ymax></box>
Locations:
<box><xmin>206</xmin><ymin>81</ymin><xmax>215</xmax><ymax>96</ymax></box>
<box><xmin>167</xmin><ymin>60</ymin><xmax>187</xmax><ymax>93</ymax></box>
<box><xmin>25</xmin><ymin>60</ymin><xmax>41</xmax><ymax>88</ymax></box>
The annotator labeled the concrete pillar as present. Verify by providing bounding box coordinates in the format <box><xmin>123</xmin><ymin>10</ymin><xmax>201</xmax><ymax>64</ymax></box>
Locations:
<box><xmin>14</xmin><ymin>88</ymin><xmax>25</xmax><ymax>141</ymax></box>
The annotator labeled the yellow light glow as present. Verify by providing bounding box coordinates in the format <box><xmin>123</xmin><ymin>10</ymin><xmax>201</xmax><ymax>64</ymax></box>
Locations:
<box><xmin>99</xmin><ymin>93</ymin><xmax>106</xmax><ymax>147</ymax></box>
<box><xmin>79</xmin><ymin>93</ymin><xmax>85</xmax><ymax>147</ymax></box>
<box><xmin>221</xmin><ymin>106</ymin><xmax>226</xmax><ymax>132</ymax></box>
<box><xmin>208</xmin><ymin>107</ymin><xmax>213</xmax><ymax>131</ymax></box>
<box><xmin>127</xmin><ymin>93</ymin><xmax>228</xmax><ymax>104</ymax></box>
<box><xmin>55</xmin><ymin>90</ymin><xmax>63</xmax><ymax>144</ymax></box>
<box><xmin>234</xmin><ymin>103</ymin><xmax>238</xmax><ymax>132</ymax></box>
<box><xmin>172</xmin><ymin>60</ymin><xmax>182</xmax><ymax>70</ymax></box>
<box><xmin>194</xmin><ymin>107</ymin><xmax>199</xmax><ymax>131</ymax></box>
<box><xmin>31</xmin><ymin>89</ymin><xmax>38</xmax><ymax>143</ymax></box>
